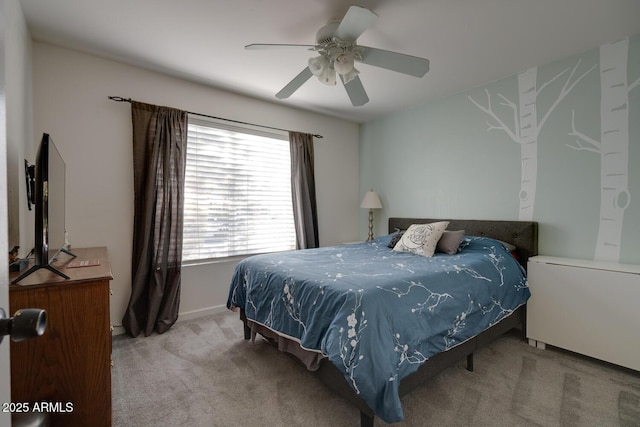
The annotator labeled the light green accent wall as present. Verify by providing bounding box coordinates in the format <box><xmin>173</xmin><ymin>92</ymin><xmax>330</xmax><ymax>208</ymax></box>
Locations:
<box><xmin>360</xmin><ymin>34</ymin><xmax>640</xmax><ymax>264</ymax></box>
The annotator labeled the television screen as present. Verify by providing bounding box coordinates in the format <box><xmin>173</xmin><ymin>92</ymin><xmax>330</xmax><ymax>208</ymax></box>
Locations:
<box><xmin>45</xmin><ymin>136</ymin><xmax>67</xmax><ymax>263</ymax></box>
<box><xmin>13</xmin><ymin>133</ymin><xmax>75</xmax><ymax>283</ymax></box>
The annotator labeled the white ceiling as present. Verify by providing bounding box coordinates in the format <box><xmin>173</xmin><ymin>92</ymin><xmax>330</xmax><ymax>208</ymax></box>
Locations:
<box><xmin>19</xmin><ymin>0</ymin><xmax>640</xmax><ymax>123</ymax></box>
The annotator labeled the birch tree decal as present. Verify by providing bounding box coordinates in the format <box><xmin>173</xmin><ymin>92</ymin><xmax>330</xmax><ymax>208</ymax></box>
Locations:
<box><xmin>568</xmin><ymin>38</ymin><xmax>638</xmax><ymax>262</ymax></box>
<box><xmin>468</xmin><ymin>61</ymin><xmax>595</xmax><ymax>220</ymax></box>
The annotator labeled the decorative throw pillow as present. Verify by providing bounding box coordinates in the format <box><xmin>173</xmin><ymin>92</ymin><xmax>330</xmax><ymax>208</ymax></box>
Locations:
<box><xmin>496</xmin><ymin>239</ymin><xmax>517</xmax><ymax>252</ymax></box>
<box><xmin>436</xmin><ymin>230</ymin><xmax>465</xmax><ymax>254</ymax></box>
<box><xmin>392</xmin><ymin>221</ymin><xmax>449</xmax><ymax>257</ymax></box>
<box><xmin>495</xmin><ymin>239</ymin><xmax>518</xmax><ymax>261</ymax></box>
<box><xmin>387</xmin><ymin>229</ymin><xmax>405</xmax><ymax>248</ymax></box>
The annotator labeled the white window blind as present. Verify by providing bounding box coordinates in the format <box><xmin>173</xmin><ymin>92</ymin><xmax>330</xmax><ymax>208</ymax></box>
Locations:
<box><xmin>182</xmin><ymin>117</ymin><xmax>296</xmax><ymax>261</ymax></box>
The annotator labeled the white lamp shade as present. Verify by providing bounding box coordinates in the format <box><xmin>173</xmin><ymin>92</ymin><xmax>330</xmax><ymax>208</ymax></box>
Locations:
<box><xmin>308</xmin><ymin>56</ymin><xmax>336</xmax><ymax>86</ymax></box>
<box><xmin>340</xmin><ymin>66</ymin><xmax>360</xmax><ymax>84</ymax></box>
<box><xmin>360</xmin><ymin>190</ymin><xmax>382</xmax><ymax>209</ymax></box>
<box><xmin>318</xmin><ymin>66</ymin><xmax>336</xmax><ymax>86</ymax></box>
<box><xmin>308</xmin><ymin>56</ymin><xmax>328</xmax><ymax>76</ymax></box>
<box><xmin>334</xmin><ymin>52</ymin><xmax>360</xmax><ymax>83</ymax></box>
<box><xmin>334</xmin><ymin>52</ymin><xmax>354</xmax><ymax>74</ymax></box>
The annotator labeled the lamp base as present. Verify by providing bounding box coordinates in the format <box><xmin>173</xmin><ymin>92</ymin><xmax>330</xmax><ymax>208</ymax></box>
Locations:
<box><xmin>367</xmin><ymin>209</ymin><xmax>374</xmax><ymax>241</ymax></box>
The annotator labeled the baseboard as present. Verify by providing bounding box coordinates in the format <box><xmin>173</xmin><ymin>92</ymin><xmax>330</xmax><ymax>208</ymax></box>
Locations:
<box><xmin>111</xmin><ymin>305</ymin><xmax>229</xmax><ymax>336</ymax></box>
<box><xmin>178</xmin><ymin>305</ymin><xmax>229</xmax><ymax>322</ymax></box>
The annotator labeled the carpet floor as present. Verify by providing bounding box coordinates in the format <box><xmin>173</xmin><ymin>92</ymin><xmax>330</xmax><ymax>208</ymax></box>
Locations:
<box><xmin>112</xmin><ymin>310</ymin><xmax>640</xmax><ymax>426</ymax></box>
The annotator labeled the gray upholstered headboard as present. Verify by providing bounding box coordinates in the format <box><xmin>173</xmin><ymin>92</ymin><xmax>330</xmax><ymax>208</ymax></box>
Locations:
<box><xmin>388</xmin><ymin>218</ymin><xmax>538</xmax><ymax>270</ymax></box>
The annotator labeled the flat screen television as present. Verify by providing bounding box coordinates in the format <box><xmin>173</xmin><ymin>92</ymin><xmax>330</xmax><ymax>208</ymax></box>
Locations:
<box><xmin>13</xmin><ymin>133</ymin><xmax>75</xmax><ymax>283</ymax></box>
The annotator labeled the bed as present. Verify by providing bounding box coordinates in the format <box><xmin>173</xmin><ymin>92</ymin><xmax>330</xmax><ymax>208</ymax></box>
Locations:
<box><xmin>227</xmin><ymin>218</ymin><xmax>538</xmax><ymax>426</ymax></box>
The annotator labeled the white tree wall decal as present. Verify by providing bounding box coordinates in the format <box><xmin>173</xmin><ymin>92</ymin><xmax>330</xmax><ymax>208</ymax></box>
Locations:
<box><xmin>469</xmin><ymin>60</ymin><xmax>595</xmax><ymax>220</ymax></box>
<box><xmin>568</xmin><ymin>38</ymin><xmax>638</xmax><ymax>262</ymax></box>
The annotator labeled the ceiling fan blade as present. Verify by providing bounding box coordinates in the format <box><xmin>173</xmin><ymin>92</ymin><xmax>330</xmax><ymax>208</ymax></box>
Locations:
<box><xmin>334</xmin><ymin>6</ymin><xmax>378</xmax><ymax>42</ymax></box>
<box><xmin>359</xmin><ymin>46</ymin><xmax>430</xmax><ymax>77</ymax></box>
<box><xmin>341</xmin><ymin>75</ymin><xmax>369</xmax><ymax>106</ymax></box>
<box><xmin>276</xmin><ymin>67</ymin><xmax>313</xmax><ymax>99</ymax></box>
<box><xmin>245</xmin><ymin>44</ymin><xmax>316</xmax><ymax>50</ymax></box>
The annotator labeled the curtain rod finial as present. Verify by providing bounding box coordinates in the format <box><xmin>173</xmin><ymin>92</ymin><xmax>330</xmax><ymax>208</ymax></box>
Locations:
<box><xmin>108</xmin><ymin>96</ymin><xmax>132</xmax><ymax>103</ymax></box>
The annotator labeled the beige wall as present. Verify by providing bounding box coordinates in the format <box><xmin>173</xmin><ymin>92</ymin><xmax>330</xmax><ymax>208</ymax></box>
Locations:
<box><xmin>5</xmin><ymin>0</ymin><xmax>32</xmax><ymax>256</ymax></box>
<box><xmin>31</xmin><ymin>42</ymin><xmax>360</xmax><ymax>333</ymax></box>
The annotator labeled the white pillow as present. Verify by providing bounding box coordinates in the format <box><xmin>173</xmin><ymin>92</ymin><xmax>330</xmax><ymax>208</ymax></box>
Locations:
<box><xmin>392</xmin><ymin>221</ymin><xmax>449</xmax><ymax>257</ymax></box>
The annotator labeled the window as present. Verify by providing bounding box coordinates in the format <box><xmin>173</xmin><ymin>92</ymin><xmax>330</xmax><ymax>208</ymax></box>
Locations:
<box><xmin>182</xmin><ymin>117</ymin><xmax>296</xmax><ymax>262</ymax></box>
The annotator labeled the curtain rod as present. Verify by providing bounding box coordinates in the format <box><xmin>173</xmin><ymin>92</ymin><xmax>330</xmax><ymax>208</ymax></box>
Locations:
<box><xmin>108</xmin><ymin>96</ymin><xmax>323</xmax><ymax>139</ymax></box>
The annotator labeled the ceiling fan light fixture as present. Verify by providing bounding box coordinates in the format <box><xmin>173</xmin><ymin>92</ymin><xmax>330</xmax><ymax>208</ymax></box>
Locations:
<box><xmin>334</xmin><ymin>52</ymin><xmax>354</xmax><ymax>74</ymax></box>
<box><xmin>340</xmin><ymin>66</ymin><xmax>360</xmax><ymax>84</ymax></box>
<box><xmin>308</xmin><ymin>55</ymin><xmax>329</xmax><ymax>77</ymax></box>
<box><xmin>318</xmin><ymin>66</ymin><xmax>336</xmax><ymax>86</ymax></box>
<box><xmin>334</xmin><ymin>51</ymin><xmax>360</xmax><ymax>83</ymax></box>
<box><xmin>308</xmin><ymin>55</ymin><xmax>336</xmax><ymax>85</ymax></box>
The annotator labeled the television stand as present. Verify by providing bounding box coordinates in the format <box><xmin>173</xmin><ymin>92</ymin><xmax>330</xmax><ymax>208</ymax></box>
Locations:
<box><xmin>11</xmin><ymin>248</ymin><xmax>77</xmax><ymax>284</ymax></box>
<box><xmin>59</xmin><ymin>246</ymin><xmax>76</xmax><ymax>257</ymax></box>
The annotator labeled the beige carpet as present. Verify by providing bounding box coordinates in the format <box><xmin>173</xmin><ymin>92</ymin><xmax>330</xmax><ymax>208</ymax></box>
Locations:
<box><xmin>112</xmin><ymin>310</ymin><xmax>640</xmax><ymax>426</ymax></box>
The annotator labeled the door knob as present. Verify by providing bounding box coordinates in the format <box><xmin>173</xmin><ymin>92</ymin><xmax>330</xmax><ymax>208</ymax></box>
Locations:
<box><xmin>0</xmin><ymin>308</ymin><xmax>47</xmax><ymax>344</ymax></box>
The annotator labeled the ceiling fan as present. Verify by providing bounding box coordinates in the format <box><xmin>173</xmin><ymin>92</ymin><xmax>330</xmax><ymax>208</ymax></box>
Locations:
<box><xmin>246</xmin><ymin>5</ymin><xmax>430</xmax><ymax>107</ymax></box>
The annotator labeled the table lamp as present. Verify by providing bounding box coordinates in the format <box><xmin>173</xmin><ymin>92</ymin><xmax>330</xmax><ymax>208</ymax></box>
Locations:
<box><xmin>360</xmin><ymin>190</ymin><xmax>382</xmax><ymax>241</ymax></box>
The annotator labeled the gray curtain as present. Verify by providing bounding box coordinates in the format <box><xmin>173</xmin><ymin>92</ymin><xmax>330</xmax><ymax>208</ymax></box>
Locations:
<box><xmin>289</xmin><ymin>132</ymin><xmax>319</xmax><ymax>249</ymax></box>
<box><xmin>122</xmin><ymin>101</ymin><xmax>188</xmax><ymax>337</ymax></box>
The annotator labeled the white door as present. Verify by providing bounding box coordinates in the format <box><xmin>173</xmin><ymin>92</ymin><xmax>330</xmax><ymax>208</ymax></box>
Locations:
<box><xmin>0</xmin><ymin>1</ymin><xmax>14</xmax><ymax>425</ymax></box>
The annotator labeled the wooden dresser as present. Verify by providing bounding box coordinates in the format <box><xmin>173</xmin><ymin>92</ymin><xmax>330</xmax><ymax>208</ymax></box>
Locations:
<box><xmin>9</xmin><ymin>247</ymin><xmax>113</xmax><ymax>427</ymax></box>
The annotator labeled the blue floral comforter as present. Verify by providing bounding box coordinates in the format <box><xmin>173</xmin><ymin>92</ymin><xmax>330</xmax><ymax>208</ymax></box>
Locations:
<box><xmin>227</xmin><ymin>235</ymin><xmax>530</xmax><ymax>423</ymax></box>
